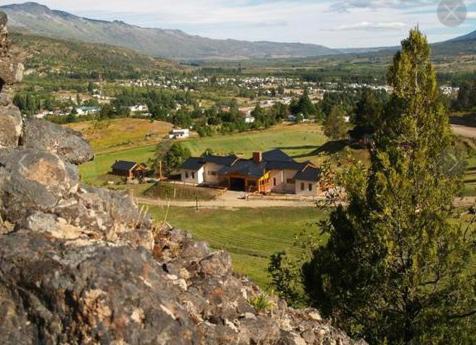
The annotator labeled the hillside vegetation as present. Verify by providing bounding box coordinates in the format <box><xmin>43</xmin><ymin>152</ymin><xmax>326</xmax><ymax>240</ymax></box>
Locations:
<box><xmin>10</xmin><ymin>32</ymin><xmax>184</xmax><ymax>79</ymax></box>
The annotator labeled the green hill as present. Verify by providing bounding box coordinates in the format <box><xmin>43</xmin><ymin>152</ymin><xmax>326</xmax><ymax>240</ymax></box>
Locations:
<box><xmin>10</xmin><ymin>32</ymin><xmax>184</xmax><ymax>79</ymax></box>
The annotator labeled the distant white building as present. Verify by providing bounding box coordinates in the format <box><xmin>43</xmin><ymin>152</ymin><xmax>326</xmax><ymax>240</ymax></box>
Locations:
<box><xmin>129</xmin><ymin>104</ymin><xmax>148</xmax><ymax>113</ymax></box>
<box><xmin>169</xmin><ymin>128</ymin><xmax>190</xmax><ymax>139</ymax></box>
<box><xmin>244</xmin><ymin>115</ymin><xmax>255</xmax><ymax>124</ymax></box>
<box><xmin>33</xmin><ymin>111</ymin><xmax>54</xmax><ymax>119</ymax></box>
<box><xmin>76</xmin><ymin>106</ymin><xmax>100</xmax><ymax>116</ymax></box>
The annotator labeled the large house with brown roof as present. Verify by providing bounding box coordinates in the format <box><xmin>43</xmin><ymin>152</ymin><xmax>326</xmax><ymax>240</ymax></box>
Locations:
<box><xmin>179</xmin><ymin>149</ymin><xmax>321</xmax><ymax>195</ymax></box>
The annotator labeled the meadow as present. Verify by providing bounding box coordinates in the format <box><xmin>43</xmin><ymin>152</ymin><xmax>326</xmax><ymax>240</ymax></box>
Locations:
<box><xmin>146</xmin><ymin>206</ymin><xmax>327</xmax><ymax>287</ymax></box>
<box><xmin>67</xmin><ymin>118</ymin><xmax>173</xmax><ymax>154</ymax></box>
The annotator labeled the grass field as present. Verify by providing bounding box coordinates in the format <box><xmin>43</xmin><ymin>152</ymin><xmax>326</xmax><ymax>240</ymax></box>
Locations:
<box><xmin>463</xmin><ymin>155</ymin><xmax>476</xmax><ymax>196</ymax></box>
<box><xmin>182</xmin><ymin>123</ymin><xmax>326</xmax><ymax>161</ymax></box>
<box><xmin>147</xmin><ymin>206</ymin><xmax>327</xmax><ymax>287</ymax></box>
<box><xmin>67</xmin><ymin>118</ymin><xmax>173</xmax><ymax>154</ymax></box>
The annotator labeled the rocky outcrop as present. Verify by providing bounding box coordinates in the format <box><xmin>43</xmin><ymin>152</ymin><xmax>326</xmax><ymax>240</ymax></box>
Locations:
<box><xmin>0</xmin><ymin>13</ymin><xmax>365</xmax><ymax>345</ymax></box>
<box><xmin>23</xmin><ymin>119</ymin><xmax>94</xmax><ymax>164</ymax></box>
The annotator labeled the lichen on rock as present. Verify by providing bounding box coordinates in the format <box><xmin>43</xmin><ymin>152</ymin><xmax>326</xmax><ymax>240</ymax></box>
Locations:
<box><xmin>0</xmin><ymin>12</ymin><xmax>365</xmax><ymax>345</ymax></box>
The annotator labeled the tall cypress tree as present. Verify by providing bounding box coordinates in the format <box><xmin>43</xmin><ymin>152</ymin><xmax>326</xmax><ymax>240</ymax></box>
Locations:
<box><xmin>302</xmin><ymin>29</ymin><xmax>475</xmax><ymax>344</ymax></box>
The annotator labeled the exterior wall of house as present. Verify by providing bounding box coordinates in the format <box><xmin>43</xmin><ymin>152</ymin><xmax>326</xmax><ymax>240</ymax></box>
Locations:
<box><xmin>295</xmin><ymin>180</ymin><xmax>318</xmax><ymax>196</ymax></box>
<box><xmin>270</xmin><ymin>170</ymin><xmax>299</xmax><ymax>194</ymax></box>
<box><xmin>180</xmin><ymin>167</ymin><xmax>205</xmax><ymax>185</ymax></box>
<box><xmin>203</xmin><ymin>162</ymin><xmax>225</xmax><ymax>185</ymax></box>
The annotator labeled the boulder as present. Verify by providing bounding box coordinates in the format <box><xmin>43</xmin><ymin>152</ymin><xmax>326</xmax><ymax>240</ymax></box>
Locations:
<box><xmin>0</xmin><ymin>148</ymin><xmax>79</xmax><ymax>220</ymax></box>
<box><xmin>23</xmin><ymin>119</ymin><xmax>94</xmax><ymax>164</ymax></box>
<box><xmin>0</xmin><ymin>103</ymin><xmax>22</xmax><ymax>149</ymax></box>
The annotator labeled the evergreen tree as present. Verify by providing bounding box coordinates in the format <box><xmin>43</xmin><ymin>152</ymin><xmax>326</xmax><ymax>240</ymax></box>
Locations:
<box><xmin>323</xmin><ymin>105</ymin><xmax>348</xmax><ymax>140</ymax></box>
<box><xmin>301</xmin><ymin>29</ymin><xmax>475</xmax><ymax>344</ymax></box>
<box><xmin>454</xmin><ymin>80</ymin><xmax>476</xmax><ymax>111</ymax></box>
<box><xmin>350</xmin><ymin>88</ymin><xmax>386</xmax><ymax>141</ymax></box>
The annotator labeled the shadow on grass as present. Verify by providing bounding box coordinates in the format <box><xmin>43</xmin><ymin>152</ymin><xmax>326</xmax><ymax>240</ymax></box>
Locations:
<box><xmin>281</xmin><ymin>140</ymin><xmax>355</xmax><ymax>159</ymax></box>
<box><xmin>450</xmin><ymin>112</ymin><xmax>476</xmax><ymax>127</ymax></box>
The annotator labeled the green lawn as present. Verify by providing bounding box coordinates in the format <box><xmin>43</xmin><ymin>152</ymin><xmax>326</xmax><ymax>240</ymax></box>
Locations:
<box><xmin>182</xmin><ymin>123</ymin><xmax>326</xmax><ymax>160</ymax></box>
<box><xmin>147</xmin><ymin>206</ymin><xmax>327</xmax><ymax>288</ymax></box>
<box><xmin>463</xmin><ymin>155</ymin><xmax>476</xmax><ymax>196</ymax></box>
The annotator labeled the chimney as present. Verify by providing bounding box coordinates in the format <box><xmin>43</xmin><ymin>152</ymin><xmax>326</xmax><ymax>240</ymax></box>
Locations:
<box><xmin>253</xmin><ymin>151</ymin><xmax>263</xmax><ymax>163</ymax></box>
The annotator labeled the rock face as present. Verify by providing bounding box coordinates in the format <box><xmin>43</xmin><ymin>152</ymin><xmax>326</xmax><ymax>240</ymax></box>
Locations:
<box><xmin>23</xmin><ymin>119</ymin><xmax>94</xmax><ymax>164</ymax></box>
<box><xmin>0</xmin><ymin>12</ymin><xmax>365</xmax><ymax>345</ymax></box>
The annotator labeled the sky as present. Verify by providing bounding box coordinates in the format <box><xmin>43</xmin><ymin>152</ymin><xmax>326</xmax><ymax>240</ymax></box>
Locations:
<box><xmin>1</xmin><ymin>0</ymin><xmax>475</xmax><ymax>48</ymax></box>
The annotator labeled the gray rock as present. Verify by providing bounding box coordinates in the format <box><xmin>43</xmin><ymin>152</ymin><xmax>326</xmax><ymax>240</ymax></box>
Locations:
<box><xmin>0</xmin><ymin>148</ymin><xmax>79</xmax><ymax>221</ymax></box>
<box><xmin>0</xmin><ymin>233</ymin><xmax>199</xmax><ymax>345</ymax></box>
<box><xmin>23</xmin><ymin>119</ymin><xmax>94</xmax><ymax>164</ymax></box>
<box><xmin>0</xmin><ymin>104</ymin><xmax>21</xmax><ymax>149</ymax></box>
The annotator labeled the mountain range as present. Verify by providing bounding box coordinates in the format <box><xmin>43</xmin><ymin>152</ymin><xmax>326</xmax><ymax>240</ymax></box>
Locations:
<box><xmin>0</xmin><ymin>2</ymin><xmax>336</xmax><ymax>60</ymax></box>
<box><xmin>1</xmin><ymin>2</ymin><xmax>475</xmax><ymax>61</ymax></box>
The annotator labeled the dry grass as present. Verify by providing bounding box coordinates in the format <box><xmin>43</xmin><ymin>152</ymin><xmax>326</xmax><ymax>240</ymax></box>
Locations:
<box><xmin>67</xmin><ymin>118</ymin><xmax>173</xmax><ymax>154</ymax></box>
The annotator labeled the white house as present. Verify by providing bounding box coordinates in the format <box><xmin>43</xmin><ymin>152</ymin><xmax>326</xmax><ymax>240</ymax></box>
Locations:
<box><xmin>179</xmin><ymin>150</ymin><xmax>322</xmax><ymax>195</ymax></box>
<box><xmin>76</xmin><ymin>106</ymin><xmax>100</xmax><ymax>116</ymax></box>
<box><xmin>294</xmin><ymin>166</ymin><xmax>321</xmax><ymax>196</ymax></box>
<box><xmin>180</xmin><ymin>158</ymin><xmax>205</xmax><ymax>184</ymax></box>
<box><xmin>169</xmin><ymin>129</ymin><xmax>190</xmax><ymax>139</ymax></box>
<box><xmin>129</xmin><ymin>104</ymin><xmax>149</xmax><ymax>113</ymax></box>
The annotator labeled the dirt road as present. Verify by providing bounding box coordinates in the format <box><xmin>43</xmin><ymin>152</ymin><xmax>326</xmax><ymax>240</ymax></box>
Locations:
<box><xmin>136</xmin><ymin>191</ymin><xmax>321</xmax><ymax>209</ymax></box>
<box><xmin>452</xmin><ymin>125</ymin><xmax>476</xmax><ymax>139</ymax></box>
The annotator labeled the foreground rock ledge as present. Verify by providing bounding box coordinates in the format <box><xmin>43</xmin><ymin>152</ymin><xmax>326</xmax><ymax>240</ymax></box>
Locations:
<box><xmin>0</xmin><ymin>11</ymin><xmax>364</xmax><ymax>345</ymax></box>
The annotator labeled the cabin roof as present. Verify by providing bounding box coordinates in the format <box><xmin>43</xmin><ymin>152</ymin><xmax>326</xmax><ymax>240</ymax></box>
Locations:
<box><xmin>111</xmin><ymin>160</ymin><xmax>137</xmax><ymax>172</ymax></box>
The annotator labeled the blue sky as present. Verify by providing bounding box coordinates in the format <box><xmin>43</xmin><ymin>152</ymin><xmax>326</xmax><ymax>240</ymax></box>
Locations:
<box><xmin>1</xmin><ymin>0</ymin><xmax>475</xmax><ymax>47</ymax></box>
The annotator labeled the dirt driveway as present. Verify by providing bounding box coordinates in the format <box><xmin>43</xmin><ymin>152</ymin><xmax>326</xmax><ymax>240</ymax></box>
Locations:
<box><xmin>452</xmin><ymin>125</ymin><xmax>476</xmax><ymax>139</ymax></box>
<box><xmin>136</xmin><ymin>190</ymin><xmax>321</xmax><ymax>209</ymax></box>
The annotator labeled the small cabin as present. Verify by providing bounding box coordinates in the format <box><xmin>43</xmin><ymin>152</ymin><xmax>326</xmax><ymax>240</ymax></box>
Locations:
<box><xmin>111</xmin><ymin>160</ymin><xmax>148</xmax><ymax>179</ymax></box>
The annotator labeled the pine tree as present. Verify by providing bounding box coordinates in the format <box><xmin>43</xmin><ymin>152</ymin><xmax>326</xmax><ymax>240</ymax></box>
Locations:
<box><xmin>323</xmin><ymin>105</ymin><xmax>348</xmax><ymax>140</ymax></box>
<box><xmin>302</xmin><ymin>29</ymin><xmax>475</xmax><ymax>344</ymax></box>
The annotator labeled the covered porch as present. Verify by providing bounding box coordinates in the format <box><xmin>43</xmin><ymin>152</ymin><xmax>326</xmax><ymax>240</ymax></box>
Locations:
<box><xmin>225</xmin><ymin>172</ymin><xmax>271</xmax><ymax>193</ymax></box>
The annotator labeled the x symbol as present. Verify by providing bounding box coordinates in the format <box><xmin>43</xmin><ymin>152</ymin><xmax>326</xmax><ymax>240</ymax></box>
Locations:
<box><xmin>438</xmin><ymin>0</ymin><xmax>467</xmax><ymax>27</ymax></box>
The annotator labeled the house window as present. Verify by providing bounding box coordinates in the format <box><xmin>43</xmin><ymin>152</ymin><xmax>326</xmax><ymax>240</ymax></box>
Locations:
<box><xmin>301</xmin><ymin>182</ymin><xmax>305</xmax><ymax>191</ymax></box>
<box><xmin>185</xmin><ymin>172</ymin><xmax>189</xmax><ymax>179</ymax></box>
<box><xmin>308</xmin><ymin>184</ymin><xmax>313</xmax><ymax>191</ymax></box>
<box><xmin>273</xmin><ymin>178</ymin><xmax>277</xmax><ymax>186</ymax></box>
<box><xmin>286</xmin><ymin>178</ymin><xmax>294</xmax><ymax>184</ymax></box>
<box><xmin>192</xmin><ymin>172</ymin><xmax>195</xmax><ymax>179</ymax></box>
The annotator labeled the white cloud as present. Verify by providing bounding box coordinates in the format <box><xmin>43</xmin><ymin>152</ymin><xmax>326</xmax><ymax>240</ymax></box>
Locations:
<box><xmin>330</xmin><ymin>21</ymin><xmax>407</xmax><ymax>31</ymax></box>
<box><xmin>329</xmin><ymin>0</ymin><xmax>437</xmax><ymax>12</ymax></box>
